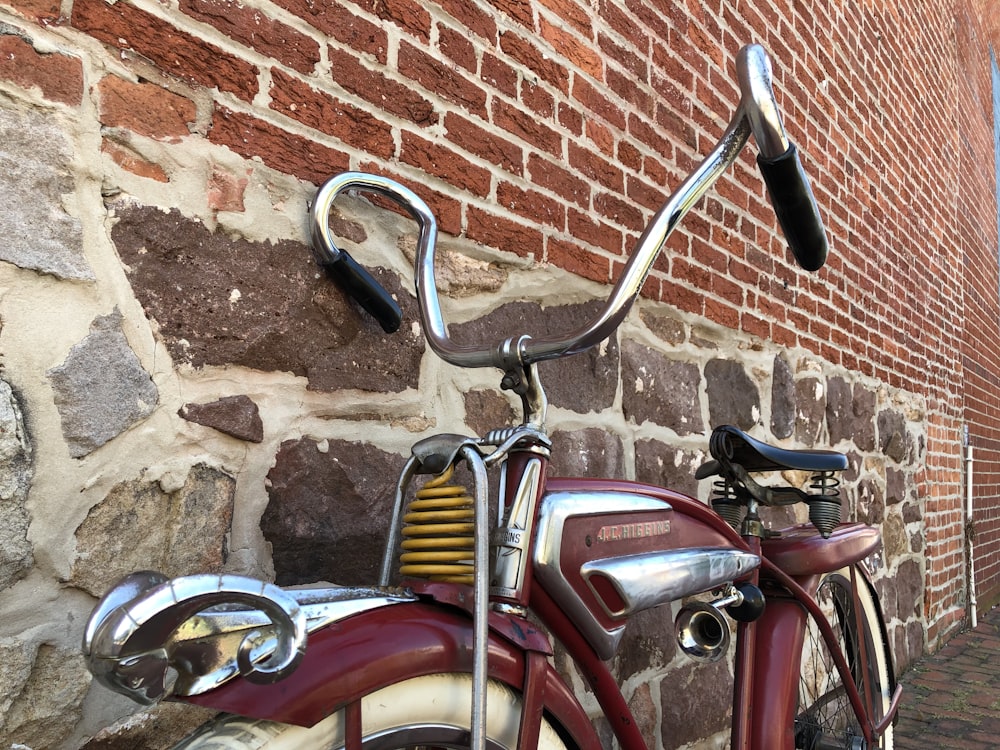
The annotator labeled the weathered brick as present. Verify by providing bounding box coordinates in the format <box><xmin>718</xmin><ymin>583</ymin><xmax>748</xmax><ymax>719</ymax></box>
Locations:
<box><xmin>527</xmin><ymin>153</ymin><xmax>589</xmax><ymax>207</ymax></box>
<box><xmin>355</xmin><ymin>0</ymin><xmax>431</xmax><ymax>41</ymax></box>
<box><xmin>520</xmin><ymin>78</ymin><xmax>555</xmax><ymax>118</ymax></box>
<box><xmin>0</xmin><ymin>33</ymin><xmax>82</xmax><ymax>105</ymax></box>
<box><xmin>97</xmin><ymin>76</ymin><xmax>196</xmax><ymax>141</ymax></box>
<box><xmin>438</xmin><ymin>24</ymin><xmax>477</xmax><ymax>72</ymax></box>
<box><xmin>481</xmin><ymin>52</ymin><xmax>519</xmax><ymax>98</ymax></box>
<box><xmin>444</xmin><ymin>112</ymin><xmax>523</xmax><ymax>175</ymax></box>
<box><xmin>327</xmin><ymin>47</ymin><xmax>436</xmax><ymax>126</ymax></box>
<box><xmin>269</xmin><ymin>68</ymin><xmax>393</xmax><ymax>159</ymax></box>
<box><xmin>436</xmin><ymin>0</ymin><xmax>498</xmax><ymax>41</ymax></box>
<box><xmin>465</xmin><ymin>206</ymin><xmax>543</xmax><ymax>259</ymax></box>
<box><xmin>546</xmin><ymin>238</ymin><xmax>610</xmax><ymax>283</ymax></box>
<box><xmin>499</xmin><ymin>30</ymin><xmax>570</xmax><ymax>94</ymax></box>
<box><xmin>209</xmin><ymin>106</ymin><xmax>349</xmax><ymax>184</ymax></box>
<box><xmin>572</xmin><ymin>74</ymin><xmax>627</xmax><ymax>130</ymax></box>
<box><xmin>398</xmin><ymin>41</ymin><xmax>487</xmax><ymax>117</ymax></box>
<box><xmin>399</xmin><ymin>132</ymin><xmax>491</xmax><ymax>196</ymax></box>
<box><xmin>274</xmin><ymin>0</ymin><xmax>387</xmax><ymax>62</ymax></box>
<box><xmin>496</xmin><ymin>181</ymin><xmax>565</xmax><ymax>229</ymax></box>
<box><xmin>72</xmin><ymin>0</ymin><xmax>259</xmax><ymax>101</ymax></box>
<box><xmin>568</xmin><ymin>208</ymin><xmax>624</xmax><ymax>256</ymax></box>
<box><xmin>538</xmin><ymin>16</ymin><xmax>602</xmax><ymax>80</ymax></box>
<box><xmin>101</xmin><ymin>139</ymin><xmax>170</xmax><ymax>183</ymax></box>
<box><xmin>6</xmin><ymin>0</ymin><xmax>60</xmax><ymax>23</ymax></box>
<box><xmin>179</xmin><ymin>0</ymin><xmax>321</xmax><ymax>74</ymax></box>
<box><xmin>486</xmin><ymin>0</ymin><xmax>533</xmax><ymax>29</ymax></box>
<box><xmin>493</xmin><ymin>98</ymin><xmax>562</xmax><ymax>155</ymax></box>
<box><xmin>568</xmin><ymin>141</ymin><xmax>623</xmax><ymax>192</ymax></box>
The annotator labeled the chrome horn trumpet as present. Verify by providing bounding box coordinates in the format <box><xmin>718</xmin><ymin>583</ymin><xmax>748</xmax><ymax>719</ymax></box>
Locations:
<box><xmin>675</xmin><ymin>602</ymin><xmax>731</xmax><ymax>662</ymax></box>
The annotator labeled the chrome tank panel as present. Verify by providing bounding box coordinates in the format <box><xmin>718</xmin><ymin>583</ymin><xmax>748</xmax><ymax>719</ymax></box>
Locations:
<box><xmin>533</xmin><ymin>489</ymin><xmax>759</xmax><ymax>660</ymax></box>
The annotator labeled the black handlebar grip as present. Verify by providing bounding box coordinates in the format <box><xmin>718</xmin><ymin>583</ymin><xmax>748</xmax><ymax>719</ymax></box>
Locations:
<box><xmin>757</xmin><ymin>143</ymin><xmax>829</xmax><ymax>272</ymax></box>
<box><xmin>321</xmin><ymin>252</ymin><xmax>402</xmax><ymax>333</ymax></box>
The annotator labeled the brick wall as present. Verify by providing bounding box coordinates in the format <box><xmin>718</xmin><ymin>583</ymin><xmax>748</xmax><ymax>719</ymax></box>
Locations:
<box><xmin>0</xmin><ymin>0</ymin><xmax>997</xmax><ymax>747</ymax></box>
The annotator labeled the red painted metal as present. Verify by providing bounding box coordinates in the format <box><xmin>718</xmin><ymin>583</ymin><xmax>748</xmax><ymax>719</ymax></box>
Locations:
<box><xmin>543</xmin><ymin>477</ymin><xmax>752</xmax><ymax>636</ymax></box>
<box><xmin>761</xmin><ymin>522</ymin><xmax>880</xmax><ymax>576</ymax></box>
<box><xmin>746</xmin><ymin>594</ymin><xmax>807</xmax><ymax>749</ymax></box>
<box><xmin>530</xmin><ymin>582</ymin><xmax>648</xmax><ymax>750</ymax></box>
<box><xmin>730</xmin><ymin>536</ymin><xmax>762</xmax><ymax>750</ymax></box>
<box><xmin>546</xmin><ymin>477</ymin><xmax>747</xmax><ymax>548</ymax></box>
<box><xmin>181</xmin><ymin>600</ymin><xmax>601</xmax><ymax>750</ymax></box>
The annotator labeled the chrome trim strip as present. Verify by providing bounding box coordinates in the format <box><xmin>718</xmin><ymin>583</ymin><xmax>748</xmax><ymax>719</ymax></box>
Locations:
<box><xmin>533</xmin><ymin>491</ymin><xmax>673</xmax><ymax>661</ymax></box>
<box><xmin>580</xmin><ymin>548</ymin><xmax>761</xmax><ymax>620</ymax></box>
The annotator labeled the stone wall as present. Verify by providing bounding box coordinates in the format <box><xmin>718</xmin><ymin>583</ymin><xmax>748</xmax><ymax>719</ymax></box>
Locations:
<box><xmin>0</xmin><ymin>0</ymin><xmax>996</xmax><ymax>747</ymax></box>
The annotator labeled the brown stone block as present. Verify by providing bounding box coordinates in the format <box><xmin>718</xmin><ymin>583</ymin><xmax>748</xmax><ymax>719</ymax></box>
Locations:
<box><xmin>111</xmin><ymin>203</ymin><xmax>423</xmax><ymax>393</ymax></box>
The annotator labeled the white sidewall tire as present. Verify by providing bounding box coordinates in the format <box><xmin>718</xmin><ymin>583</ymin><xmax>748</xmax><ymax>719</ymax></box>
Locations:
<box><xmin>176</xmin><ymin>673</ymin><xmax>569</xmax><ymax>750</ymax></box>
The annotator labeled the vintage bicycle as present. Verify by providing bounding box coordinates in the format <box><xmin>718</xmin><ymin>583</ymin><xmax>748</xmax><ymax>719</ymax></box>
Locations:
<box><xmin>83</xmin><ymin>44</ymin><xmax>900</xmax><ymax>749</ymax></box>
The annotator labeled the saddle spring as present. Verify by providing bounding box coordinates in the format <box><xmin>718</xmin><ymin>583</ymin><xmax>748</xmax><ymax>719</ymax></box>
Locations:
<box><xmin>807</xmin><ymin>470</ymin><xmax>842</xmax><ymax>538</ymax></box>
<box><xmin>711</xmin><ymin>478</ymin><xmax>746</xmax><ymax>531</ymax></box>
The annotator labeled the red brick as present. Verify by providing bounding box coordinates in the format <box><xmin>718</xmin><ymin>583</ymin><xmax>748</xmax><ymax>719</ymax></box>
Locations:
<box><xmin>499</xmin><ymin>31</ymin><xmax>571</xmax><ymax>94</ymax></box>
<box><xmin>527</xmin><ymin>153</ymin><xmax>589</xmax><ymax>207</ymax></box>
<box><xmin>539</xmin><ymin>18</ymin><xmax>604</xmax><ymax>81</ymax></box>
<box><xmin>536</xmin><ymin>0</ymin><xmax>592</xmax><ymax>36</ymax></box>
<box><xmin>481</xmin><ymin>53</ymin><xmax>519</xmax><ymax>98</ymax></box>
<box><xmin>436</xmin><ymin>0</ymin><xmax>497</xmax><ymax>42</ymax></box>
<box><xmin>0</xmin><ymin>33</ymin><xmax>82</xmax><ymax>105</ymax></box>
<box><xmin>269</xmin><ymin>68</ymin><xmax>393</xmax><ymax>159</ymax></box>
<box><xmin>626</xmin><ymin>174</ymin><xmax>664</xmax><ymax>213</ymax></box>
<box><xmin>273</xmin><ymin>0</ymin><xmax>387</xmax><ymax>62</ymax></box>
<box><xmin>101</xmin><ymin>138</ymin><xmax>169</xmax><ymax>182</ymax></box>
<box><xmin>593</xmin><ymin>191</ymin><xmax>644</xmax><ymax>232</ymax></box>
<box><xmin>356</xmin><ymin>160</ymin><xmax>463</xmax><ymax>236</ymax></box>
<box><xmin>546</xmin><ymin>238</ymin><xmax>611</xmax><ymax>283</ymax></box>
<box><xmin>557</xmin><ymin>102</ymin><xmax>584</xmax><ymax>136</ymax></box>
<box><xmin>492</xmin><ymin>99</ymin><xmax>562</xmax><ymax>156</ymax></box>
<box><xmin>97</xmin><ymin>76</ymin><xmax>196</xmax><ymax>141</ymax></box>
<box><xmin>398</xmin><ymin>41</ymin><xmax>487</xmax><ymax>118</ymax></box>
<box><xmin>521</xmin><ymin>79</ymin><xmax>555</xmax><ymax>118</ymax></box>
<box><xmin>568</xmin><ymin>141</ymin><xmax>623</xmax><ymax>192</ymax></box>
<box><xmin>466</xmin><ymin>206</ymin><xmax>543</xmax><ymax>259</ymax></box>
<box><xmin>399</xmin><ymin>132</ymin><xmax>492</xmax><ymax>196</ymax></box>
<box><xmin>179</xmin><ymin>0</ymin><xmax>320</xmax><ymax>74</ymax></box>
<box><xmin>486</xmin><ymin>0</ymin><xmax>533</xmax><ymax>29</ymax></box>
<box><xmin>209</xmin><ymin>106</ymin><xmax>349</xmax><ymax>184</ymax></box>
<box><xmin>72</xmin><ymin>0</ymin><xmax>258</xmax><ymax>102</ymax></box>
<box><xmin>598</xmin><ymin>31</ymin><xmax>647</xmax><ymax>80</ymax></box>
<box><xmin>438</xmin><ymin>25</ymin><xmax>477</xmax><ymax>72</ymax></box>
<box><xmin>327</xmin><ymin>47</ymin><xmax>436</xmax><ymax>126</ymax></box>
<box><xmin>571</xmin><ymin>75</ymin><xmax>626</xmax><ymax>130</ymax></box>
<box><xmin>6</xmin><ymin>0</ymin><xmax>60</xmax><ymax>23</ymax></box>
<box><xmin>444</xmin><ymin>113</ymin><xmax>523</xmax><ymax>175</ymax></box>
<box><xmin>355</xmin><ymin>0</ymin><xmax>431</xmax><ymax>41</ymax></box>
<box><xmin>496</xmin><ymin>181</ymin><xmax>565</xmax><ymax>229</ymax></box>
<box><xmin>568</xmin><ymin>208</ymin><xmax>624</xmax><ymax>256</ymax></box>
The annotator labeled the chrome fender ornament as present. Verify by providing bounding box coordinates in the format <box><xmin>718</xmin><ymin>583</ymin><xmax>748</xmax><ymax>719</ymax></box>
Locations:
<box><xmin>83</xmin><ymin>571</ymin><xmax>307</xmax><ymax>705</ymax></box>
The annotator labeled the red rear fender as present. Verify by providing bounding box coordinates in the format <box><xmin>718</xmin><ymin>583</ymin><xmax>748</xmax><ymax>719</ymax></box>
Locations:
<box><xmin>181</xmin><ymin>600</ymin><xmax>599</xmax><ymax>749</ymax></box>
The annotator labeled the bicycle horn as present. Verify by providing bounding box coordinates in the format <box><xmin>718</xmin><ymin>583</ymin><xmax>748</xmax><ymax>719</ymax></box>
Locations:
<box><xmin>675</xmin><ymin>602</ymin><xmax>730</xmax><ymax>663</ymax></box>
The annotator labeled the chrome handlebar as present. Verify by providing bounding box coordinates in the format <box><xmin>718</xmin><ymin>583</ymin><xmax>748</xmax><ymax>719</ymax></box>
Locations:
<box><xmin>311</xmin><ymin>44</ymin><xmax>827</xmax><ymax>372</ymax></box>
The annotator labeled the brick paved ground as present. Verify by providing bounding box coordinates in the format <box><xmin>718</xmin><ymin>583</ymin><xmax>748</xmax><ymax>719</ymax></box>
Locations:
<box><xmin>894</xmin><ymin>605</ymin><xmax>1000</xmax><ymax>748</ymax></box>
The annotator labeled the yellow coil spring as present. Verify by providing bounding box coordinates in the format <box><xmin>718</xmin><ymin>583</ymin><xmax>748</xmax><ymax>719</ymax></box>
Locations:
<box><xmin>398</xmin><ymin>465</ymin><xmax>475</xmax><ymax>584</ymax></box>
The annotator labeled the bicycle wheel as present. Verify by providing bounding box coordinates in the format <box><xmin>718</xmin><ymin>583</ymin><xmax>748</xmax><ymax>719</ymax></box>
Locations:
<box><xmin>794</xmin><ymin>566</ymin><xmax>894</xmax><ymax>750</ymax></box>
<box><xmin>174</xmin><ymin>673</ymin><xmax>570</xmax><ymax>749</ymax></box>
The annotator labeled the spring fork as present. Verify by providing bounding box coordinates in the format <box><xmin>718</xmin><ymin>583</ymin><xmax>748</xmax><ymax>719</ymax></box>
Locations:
<box><xmin>460</xmin><ymin>444</ymin><xmax>490</xmax><ymax>750</ymax></box>
<box><xmin>379</xmin><ymin>446</ymin><xmax>490</xmax><ymax>750</ymax></box>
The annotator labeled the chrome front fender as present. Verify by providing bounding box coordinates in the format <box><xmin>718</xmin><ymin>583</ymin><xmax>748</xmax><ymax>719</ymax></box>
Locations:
<box><xmin>82</xmin><ymin>571</ymin><xmax>415</xmax><ymax>705</ymax></box>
